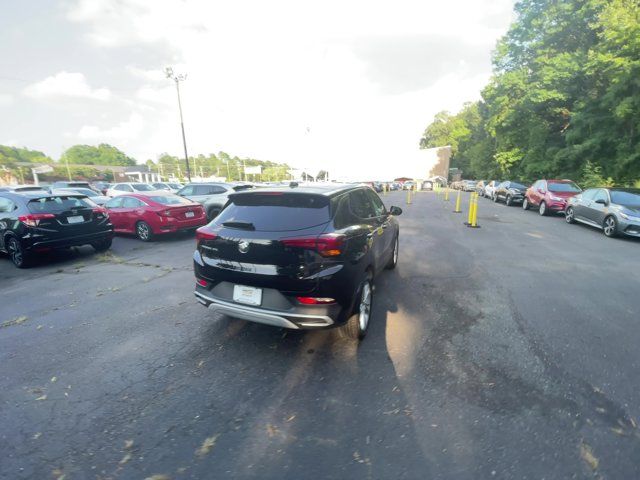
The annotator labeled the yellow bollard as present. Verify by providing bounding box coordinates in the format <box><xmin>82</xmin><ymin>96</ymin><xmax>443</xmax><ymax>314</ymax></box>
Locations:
<box><xmin>406</xmin><ymin>189</ymin><xmax>412</xmax><ymax>205</ymax></box>
<box><xmin>468</xmin><ymin>193</ymin><xmax>481</xmax><ymax>228</ymax></box>
<box><xmin>444</xmin><ymin>187</ymin><xmax>450</xmax><ymax>201</ymax></box>
<box><xmin>466</xmin><ymin>192</ymin><xmax>474</xmax><ymax>225</ymax></box>
<box><xmin>469</xmin><ymin>193</ymin><xmax>480</xmax><ymax>228</ymax></box>
<box><xmin>454</xmin><ymin>189</ymin><xmax>462</xmax><ymax>213</ymax></box>
<box><xmin>383</xmin><ymin>184</ymin><xmax>387</xmax><ymax>196</ymax></box>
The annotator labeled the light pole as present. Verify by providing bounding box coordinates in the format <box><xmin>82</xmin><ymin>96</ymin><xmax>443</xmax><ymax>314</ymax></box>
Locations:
<box><xmin>165</xmin><ymin>67</ymin><xmax>191</xmax><ymax>182</ymax></box>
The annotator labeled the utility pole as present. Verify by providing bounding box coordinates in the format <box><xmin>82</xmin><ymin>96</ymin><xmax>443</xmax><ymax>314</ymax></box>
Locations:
<box><xmin>165</xmin><ymin>67</ymin><xmax>191</xmax><ymax>182</ymax></box>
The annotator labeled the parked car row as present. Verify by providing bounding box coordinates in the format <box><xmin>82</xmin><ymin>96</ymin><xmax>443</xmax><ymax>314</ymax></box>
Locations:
<box><xmin>464</xmin><ymin>177</ymin><xmax>640</xmax><ymax>239</ymax></box>
<box><xmin>0</xmin><ymin>188</ymin><xmax>207</xmax><ymax>267</ymax></box>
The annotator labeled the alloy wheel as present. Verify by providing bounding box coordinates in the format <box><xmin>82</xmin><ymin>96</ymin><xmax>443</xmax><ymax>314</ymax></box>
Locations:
<box><xmin>8</xmin><ymin>238</ymin><xmax>23</xmax><ymax>266</ymax></box>
<box><xmin>137</xmin><ymin>222</ymin><xmax>151</xmax><ymax>241</ymax></box>
<box><xmin>565</xmin><ymin>207</ymin><xmax>575</xmax><ymax>223</ymax></box>
<box><xmin>539</xmin><ymin>202</ymin><xmax>546</xmax><ymax>216</ymax></box>
<box><xmin>604</xmin><ymin>216</ymin><xmax>616</xmax><ymax>237</ymax></box>
<box><xmin>358</xmin><ymin>282</ymin><xmax>372</xmax><ymax>331</ymax></box>
<box><xmin>393</xmin><ymin>237</ymin><xmax>399</xmax><ymax>265</ymax></box>
<box><xmin>522</xmin><ymin>198</ymin><xmax>529</xmax><ymax>210</ymax></box>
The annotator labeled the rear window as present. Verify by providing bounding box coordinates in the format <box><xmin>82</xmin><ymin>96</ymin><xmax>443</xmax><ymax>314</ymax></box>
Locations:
<box><xmin>217</xmin><ymin>193</ymin><xmax>330</xmax><ymax>231</ymax></box>
<box><xmin>549</xmin><ymin>182</ymin><xmax>581</xmax><ymax>193</ymax></box>
<box><xmin>148</xmin><ymin>195</ymin><xmax>192</xmax><ymax>205</ymax></box>
<box><xmin>28</xmin><ymin>196</ymin><xmax>96</xmax><ymax>213</ymax></box>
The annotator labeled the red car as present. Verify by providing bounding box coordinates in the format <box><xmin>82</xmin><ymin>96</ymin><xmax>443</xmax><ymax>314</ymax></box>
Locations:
<box><xmin>523</xmin><ymin>179</ymin><xmax>582</xmax><ymax>216</ymax></box>
<box><xmin>104</xmin><ymin>193</ymin><xmax>207</xmax><ymax>241</ymax></box>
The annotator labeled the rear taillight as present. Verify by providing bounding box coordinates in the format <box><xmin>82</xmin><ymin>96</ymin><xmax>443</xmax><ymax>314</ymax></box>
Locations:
<box><xmin>296</xmin><ymin>296</ymin><xmax>336</xmax><ymax>305</ymax></box>
<box><xmin>196</xmin><ymin>278</ymin><xmax>209</xmax><ymax>287</ymax></box>
<box><xmin>18</xmin><ymin>213</ymin><xmax>55</xmax><ymax>227</ymax></box>
<box><xmin>282</xmin><ymin>234</ymin><xmax>344</xmax><ymax>257</ymax></box>
<box><xmin>93</xmin><ymin>207</ymin><xmax>108</xmax><ymax>217</ymax></box>
<box><xmin>196</xmin><ymin>227</ymin><xmax>217</xmax><ymax>243</ymax></box>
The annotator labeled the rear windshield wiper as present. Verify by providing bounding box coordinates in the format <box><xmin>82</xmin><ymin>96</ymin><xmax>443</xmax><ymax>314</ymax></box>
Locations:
<box><xmin>222</xmin><ymin>221</ymin><xmax>256</xmax><ymax>230</ymax></box>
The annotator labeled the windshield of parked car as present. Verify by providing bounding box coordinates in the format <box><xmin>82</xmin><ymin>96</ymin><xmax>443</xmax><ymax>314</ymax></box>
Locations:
<box><xmin>131</xmin><ymin>183</ymin><xmax>155</xmax><ymax>191</ymax></box>
<box><xmin>168</xmin><ymin>183</ymin><xmax>182</xmax><ymax>189</ymax></box>
<box><xmin>548</xmin><ymin>182</ymin><xmax>581</xmax><ymax>192</ymax></box>
<box><xmin>27</xmin><ymin>196</ymin><xmax>96</xmax><ymax>213</ymax></box>
<box><xmin>148</xmin><ymin>195</ymin><xmax>193</xmax><ymax>205</ymax></box>
<box><xmin>610</xmin><ymin>191</ymin><xmax>640</xmax><ymax>207</ymax></box>
<box><xmin>509</xmin><ymin>183</ymin><xmax>527</xmax><ymax>190</ymax></box>
<box><xmin>217</xmin><ymin>193</ymin><xmax>330</xmax><ymax>231</ymax></box>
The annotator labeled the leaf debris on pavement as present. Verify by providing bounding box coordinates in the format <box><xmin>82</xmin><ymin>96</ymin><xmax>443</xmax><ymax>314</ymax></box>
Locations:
<box><xmin>580</xmin><ymin>442</ymin><xmax>599</xmax><ymax>471</ymax></box>
<box><xmin>1</xmin><ymin>316</ymin><xmax>28</xmax><ymax>329</ymax></box>
<box><xmin>195</xmin><ymin>435</ymin><xmax>219</xmax><ymax>457</ymax></box>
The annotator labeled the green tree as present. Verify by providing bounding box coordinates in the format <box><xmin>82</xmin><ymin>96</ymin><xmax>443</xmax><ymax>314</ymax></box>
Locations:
<box><xmin>419</xmin><ymin>0</ymin><xmax>640</xmax><ymax>186</ymax></box>
<box><xmin>60</xmin><ymin>144</ymin><xmax>136</xmax><ymax>166</ymax></box>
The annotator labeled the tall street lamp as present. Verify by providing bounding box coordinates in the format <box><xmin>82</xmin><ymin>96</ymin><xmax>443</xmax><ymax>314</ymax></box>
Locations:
<box><xmin>165</xmin><ymin>67</ymin><xmax>191</xmax><ymax>182</ymax></box>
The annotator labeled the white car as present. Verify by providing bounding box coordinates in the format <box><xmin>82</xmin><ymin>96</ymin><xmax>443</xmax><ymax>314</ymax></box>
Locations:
<box><xmin>484</xmin><ymin>180</ymin><xmax>502</xmax><ymax>199</ymax></box>
<box><xmin>106</xmin><ymin>182</ymin><xmax>165</xmax><ymax>197</ymax></box>
<box><xmin>152</xmin><ymin>182</ymin><xmax>183</xmax><ymax>193</ymax></box>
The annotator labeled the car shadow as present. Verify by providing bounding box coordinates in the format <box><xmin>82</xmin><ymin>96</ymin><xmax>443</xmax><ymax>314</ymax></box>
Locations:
<box><xmin>179</xmin><ymin>273</ymin><xmax>434</xmax><ymax>478</ymax></box>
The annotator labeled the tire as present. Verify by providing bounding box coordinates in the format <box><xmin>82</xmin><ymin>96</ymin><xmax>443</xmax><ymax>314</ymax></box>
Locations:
<box><xmin>207</xmin><ymin>207</ymin><xmax>221</xmax><ymax>221</ymax></box>
<box><xmin>339</xmin><ymin>276</ymin><xmax>373</xmax><ymax>341</ymax></box>
<box><xmin>603</xmin><ymin>215</ymin><xmax>618</xmax><ymax>238</ymax></box>
<box><xmin>505</xmin><ymin>195</ymin><xmax>513</xmax><ymax>206</ymax></box>
<box><xmin>539</xmin><ymin>201</ymin><xmax>547</xmax><ymax>216</ymax></box>
<box><xmin>7</xmin><ymin>237</ymin><xmax>32</xmax><ymax>268</ymax></box>
<box><xmin>565</xmin><ymin>206</ymin><xmax>575</xmax><ymax>224</ymax></box>
<box><xmin>522</xmin><ymin>198</ymin><xmax>529</xmax><ymax>210</ymax></box>
<box><xmin>493</xmin><ymin>193</ymin><xmax>499</xmax><ymax>203</ymax></box>
<box><xmin>136</xmin><ymin>221</ymin><xmax>154</xmax><ymax>242</ymax></box>
<box><xmin>386</xmin><ymin>235</ymin><xmax>399</xmax><ymax>270</ymax></box>
<box><xmin>92</xmin><ymin>238</ymin><xmax>112</xmax><ymax>252</ymax></box>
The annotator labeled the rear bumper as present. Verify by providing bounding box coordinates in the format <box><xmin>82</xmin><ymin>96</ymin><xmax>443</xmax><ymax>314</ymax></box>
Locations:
<box><xmin>25</xmin><ymin>229</ymin><xmax>113</xmax><ymax>251</ymax></box>
<box><xmin>156</xmin><ymin>217</ymin><xmax>207</xmax><ymax>233</ymax></box>
<box><xmin>194</xmin><ymin>288</ymin><xmax>339</xmax><ymax>330</ymax></box>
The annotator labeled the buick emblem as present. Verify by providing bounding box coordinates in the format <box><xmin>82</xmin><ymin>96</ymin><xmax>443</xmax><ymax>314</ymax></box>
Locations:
<box><xmin>238</xmin><ymin>240</ymin><xmax>250</xmax><ymax>254</ymax></box>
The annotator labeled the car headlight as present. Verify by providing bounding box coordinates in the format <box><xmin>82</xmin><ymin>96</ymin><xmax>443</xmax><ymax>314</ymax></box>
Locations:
<box><xmin>620</xmin><ymin>211</ymin><xmax>640</xmax><ymax>222</ymax></box>
<box><xmin>549</xmin><ymin>195</ymin><xmax>563</xmax><ymax>201</ymax></box>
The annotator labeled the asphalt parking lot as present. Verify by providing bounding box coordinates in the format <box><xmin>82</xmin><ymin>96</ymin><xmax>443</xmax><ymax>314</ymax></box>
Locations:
<box><xmin>2</xmin><ymin>190</ymin><xmax>640</xmax><ymax>479</ymax></box>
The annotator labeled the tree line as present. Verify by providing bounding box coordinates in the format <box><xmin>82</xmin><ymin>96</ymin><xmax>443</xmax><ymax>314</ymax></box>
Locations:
<box><xmin>420</xmin><ymin>0</ymin><xmax>640</xmax><ymax>188</ymax></box>
<box><xmin>0</xmin><ymin>144</ymin><xmax>291</xmax><ymax>183</ymax></box>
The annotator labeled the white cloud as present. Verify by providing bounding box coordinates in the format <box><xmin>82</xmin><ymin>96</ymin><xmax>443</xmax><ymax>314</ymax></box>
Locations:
<box><xmin>60</xmin><ymin>0</ymin><xmax>515</xmax><ymax>176</ymax></box>
<box><xmin>78</xmin><ymin>113</ymin><xmax>144</xmax><ymax>141</ymax></box>
<box><xmin>0</xmin><ymin>93</ymin><xmax>13</xmax><ymax>106</ymax></box>
<box><xmin>23</xmin><ymin>71</ymin><xmax>111</xmax><ymax>101</ymax></box>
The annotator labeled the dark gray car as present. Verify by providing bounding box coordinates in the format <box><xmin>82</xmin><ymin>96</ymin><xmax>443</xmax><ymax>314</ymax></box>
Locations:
<box><xmin>176</xmin><ymin>182</ymin><xmax>253</xmax><ymax>220</ymax></box>
<box><xmin>565</xmin><ymin>188</ymin><xmax>640</xmax><ymax>238</ymax></box>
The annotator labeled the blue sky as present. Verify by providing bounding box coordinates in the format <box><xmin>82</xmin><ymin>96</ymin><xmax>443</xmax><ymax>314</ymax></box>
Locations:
<box><xmin>0</xmin><ymin>0</ymin><xmax>515</xmax><ymax>178</ymax></box>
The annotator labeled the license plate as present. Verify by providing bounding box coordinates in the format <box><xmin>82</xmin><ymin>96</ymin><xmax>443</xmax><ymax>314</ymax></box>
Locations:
<box><xmin>67</xmin><ymin>215</ymin><xmax>84</xmax><ymax>224</ymax></box>
<box><xmin>233</xmin><ymin>285</ymin><xmax>262</xmax><ymax>306</ymax></box>
<box><xmin>185</xmin><ymin>211</ymin><xmax>195</xmax><ymax>218</ymax></box>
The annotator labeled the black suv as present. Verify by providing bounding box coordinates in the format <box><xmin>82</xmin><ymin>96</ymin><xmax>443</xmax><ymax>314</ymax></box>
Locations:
<box><xmin>493</xmin><ymin>181</ymin><xmax>528</xmax><ymax>206</ymax></box>
<box><xmin>193</xmin><ymin>184</ymin><xmax>402</xmax><ymax>339</ymax></box>
<box><xmin>0</xmin><ymin>192</ymin><xmax>113</xmax><ymax>268</ymax></box>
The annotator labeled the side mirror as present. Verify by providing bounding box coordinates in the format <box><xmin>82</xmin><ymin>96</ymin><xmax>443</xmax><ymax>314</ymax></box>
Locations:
<box><xmin>594</xmin><ymin>199</ymin><xmax>607</xmax><ymax>205</ymax></box>
<box><xmin>389</xmin><ymin>206</ymin><xmax>403</xmax><ymax>216</ymax></box>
